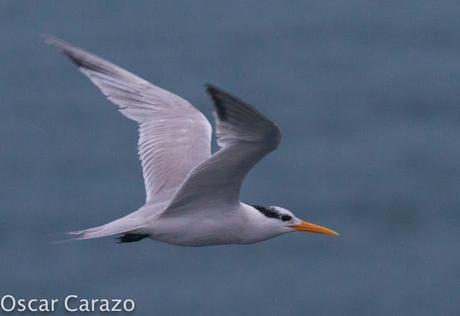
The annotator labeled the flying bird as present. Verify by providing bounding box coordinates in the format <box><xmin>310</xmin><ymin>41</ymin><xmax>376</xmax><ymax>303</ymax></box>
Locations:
<box><xmin>45</xmin><ymin>36</ymin><xmax>338</xmax><ymax>246</ymax></box>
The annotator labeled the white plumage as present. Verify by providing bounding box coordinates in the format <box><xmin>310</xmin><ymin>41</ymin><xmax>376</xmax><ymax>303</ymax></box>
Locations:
<box><xmin>45</xmin><ymin>35</ymin><xmax>337</xmax><ymax>246</ymax></box>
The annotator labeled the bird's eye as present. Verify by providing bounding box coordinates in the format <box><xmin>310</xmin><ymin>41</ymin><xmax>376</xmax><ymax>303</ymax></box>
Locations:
<box><xmin>280</xmin><ymin>215</ymin><xmax>292</xmax><ymax>222</ymax></box>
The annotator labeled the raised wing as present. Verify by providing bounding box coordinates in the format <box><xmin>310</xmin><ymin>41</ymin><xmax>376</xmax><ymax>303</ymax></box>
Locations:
<box><xmin>45</xmin><ymin>36</ymin><xmax>212</xmax><ymax>204</ymax></box>
<box><xmin>163</xmin><ymin>84</ymin><xmax>281</xmax><ymax>215</ymax></box>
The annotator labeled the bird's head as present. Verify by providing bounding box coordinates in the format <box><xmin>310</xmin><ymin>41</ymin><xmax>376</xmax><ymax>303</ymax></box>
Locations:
<box><xmin>251</xmin><ymin>205</ymin><xmax>338</xmax><ymax>236</ymax></box>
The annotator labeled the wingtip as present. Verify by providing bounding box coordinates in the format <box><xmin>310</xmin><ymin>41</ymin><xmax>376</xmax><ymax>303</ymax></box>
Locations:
<box><xmin>204</xmin><ymin>83</ymin><xmax>228</xmax><ymax>120</ymax></box>
<box><xmin>42</xmin><ymin>35</ymin><xmax>89</xmax><ymax>68</ymax></box>
<box><xmin>42</xmin><ymin>34</ymin><xmax>77</xmax><ymax>56</ymax></box>
<box><xmin>204</xmin><ymin>83</ymin><xmax>217</xmax><ymax>93</ymax></box>
<box><xmin>40</xmin><ymin>33</ymin><xmax>53</xmax><ymax>42</ymax></box>
<box><xmin>205</xmin><ymin>83</ymin><xmax>227</xmax><ymax>96</ymax></box>
<box><xmin>41</xmin><ymin>34</ymin><xmax>64</xmax><ymax>48</ymax></box>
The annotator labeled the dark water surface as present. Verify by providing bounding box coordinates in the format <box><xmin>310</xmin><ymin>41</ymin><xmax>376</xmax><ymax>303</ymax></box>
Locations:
<box><xmin>1</xmin><ymin>1</ymin><xmax>459</xmax><ymax>315</ymax></box>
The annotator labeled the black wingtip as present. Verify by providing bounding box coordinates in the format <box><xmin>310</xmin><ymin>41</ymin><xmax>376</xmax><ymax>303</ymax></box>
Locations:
<box><xmin>43</xmin><ymin>36</ymin><xmax>102</xmax><ymax>70</ymax></box>
<box><xmin>206</xmin><ymin>83</ymin><xmax>232</xmax><ymax>97</ymax></box>
<box><xmin>205</xmin><ymin>83</ymin><xmax>228</xmax><ymax>120</ymax></box>
<box><xmin>204</xmin><ymin>83</ymin><xmax>220</xmax><ymax>93</ymax></box>
<box><xmin>204</xmin><ymin>83</ymin><xmax>226</xmax><ymax>100</ymax></box>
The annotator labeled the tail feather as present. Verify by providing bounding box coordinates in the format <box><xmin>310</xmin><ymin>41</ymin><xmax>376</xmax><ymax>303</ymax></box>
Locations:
<box><xmin>68</xmin><ymin>215</ymin><xmax>145</xmax><ymax>241</ymax></box>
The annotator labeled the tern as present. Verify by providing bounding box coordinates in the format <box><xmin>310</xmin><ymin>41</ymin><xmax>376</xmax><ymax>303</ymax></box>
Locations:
<box><xmin>45</xmin><ymin>36</ymin><xmax>338</xmax><ymax>246</ymax></box>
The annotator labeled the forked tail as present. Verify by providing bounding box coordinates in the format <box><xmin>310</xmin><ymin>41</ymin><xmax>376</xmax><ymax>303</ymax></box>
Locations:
<box><xmin>68</xmin><ymin>214</ymin><xmax>145</xmax><ymax>241</ymax></box>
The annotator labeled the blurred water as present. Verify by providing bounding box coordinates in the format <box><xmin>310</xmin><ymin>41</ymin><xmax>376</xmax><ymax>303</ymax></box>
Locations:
<box><xmin>1</xmin><ymin>1</ymin><xmax>459</xmax><ymax>315</ymax></box>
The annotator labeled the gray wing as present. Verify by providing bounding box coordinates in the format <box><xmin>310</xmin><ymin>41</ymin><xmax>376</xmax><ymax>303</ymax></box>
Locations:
<box><xmin>163</xmin><ymin>84</ymin><xmax>281</xmax><ymax>215</ymax></box>
<box><xmin>45</xmin><ymin>36</ymin><xmax>212</xmax><ymax>204</ymax></box>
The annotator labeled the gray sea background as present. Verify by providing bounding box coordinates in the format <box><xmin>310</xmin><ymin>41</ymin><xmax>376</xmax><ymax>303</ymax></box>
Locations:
<box><xmin>1</xmin><ymin>1</ymin><xmax>459</xmax><ymax>315</ymax></box>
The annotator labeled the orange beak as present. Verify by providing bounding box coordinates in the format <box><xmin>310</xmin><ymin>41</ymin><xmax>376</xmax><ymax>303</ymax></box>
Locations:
<box><xmin>290</xmin><ymin>220</ymin><xmax>338</xmax><ymax>236</ymax></box>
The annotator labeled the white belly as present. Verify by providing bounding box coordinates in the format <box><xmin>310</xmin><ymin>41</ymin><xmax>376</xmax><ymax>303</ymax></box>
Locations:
<box><xmin>147</xmin><ymin>217</ymin><xmax>245</xmax><ymax>246</ymax></box>
<box><xmin>143</xmin><ymin>204</ymin><xmax>280</xmax><ymax>246</ymax></box>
